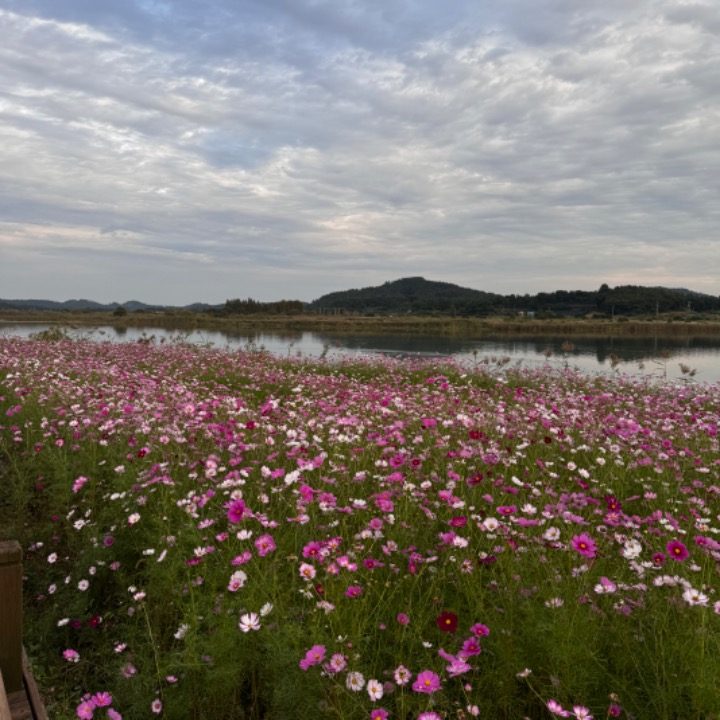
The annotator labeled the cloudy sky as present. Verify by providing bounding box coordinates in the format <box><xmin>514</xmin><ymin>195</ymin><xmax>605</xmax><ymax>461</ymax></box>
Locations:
<box><xmin>1</xmin><ymin>0</ymin><xmax>718</xmax><ymax>304</ymax></box>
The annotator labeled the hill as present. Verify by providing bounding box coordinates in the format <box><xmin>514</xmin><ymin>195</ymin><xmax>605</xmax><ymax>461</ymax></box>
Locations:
<box><xmin>0</xmin><ymin>298</ymin><xmax>221</xmax><ymax>313</ymax></box>
<box><xmin>310</xmin><ymin>276</ymin><xmax>503</xmax><ymax>315</ymax></box>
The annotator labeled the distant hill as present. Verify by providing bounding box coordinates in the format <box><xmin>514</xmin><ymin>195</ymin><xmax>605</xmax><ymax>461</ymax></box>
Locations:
<box><xmin>0</xmin><ymin>298</ymin><xmax>222</xmax><ymax>313</ymax></box>
<box><xmin>310</xmin><ymin>276</ymin><xmax>504</xmax><ymax>315</ymax></box>
<box><xmin>311</xmin><ymin>278</ymin><xmax>720</xmax><ymax>317</ymax></box>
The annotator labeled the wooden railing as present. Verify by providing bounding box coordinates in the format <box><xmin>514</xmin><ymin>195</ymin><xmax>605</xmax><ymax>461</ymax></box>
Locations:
<box><xmin>0</xmin><ymin>541</ymin><xmax>47</xmax><ymax>720</ymax></box>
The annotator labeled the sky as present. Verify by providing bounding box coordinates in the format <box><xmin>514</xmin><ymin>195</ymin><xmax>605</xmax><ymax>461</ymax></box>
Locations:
<box><xmin>0</xmin><ymin>0</ymin><xmax>719</xmax><ymax>305</ymax></box>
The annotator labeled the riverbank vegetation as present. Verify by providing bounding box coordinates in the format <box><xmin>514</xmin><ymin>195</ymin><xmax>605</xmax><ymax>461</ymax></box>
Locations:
<box><xmin>1</xmin><ymin>337</ymin><xmax>718</xmax><ymax>719</ymax></box>
<box><xmin>2</xmin><ymin>308</ymin><xmax>720</xmax><ymax>339</ymax></box>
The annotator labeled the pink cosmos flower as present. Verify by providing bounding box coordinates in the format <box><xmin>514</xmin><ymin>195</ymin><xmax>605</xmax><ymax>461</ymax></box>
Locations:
<box><xmin>231</xmin><ymin>551</ymin><xmax>252</xmax><ymax>566</ymax></box>
<box><xmin>324</xmin><ymin>653</ymin><xmax>347</xmax><ymax>674</ymax></box>
<box><xmin>460</xmin><ymin>637</ymin><xmax>482</xmax><ymax>658</ymax></box>
<box><xmin>412</xmin><ymin>670</ymin><xmax>441</xmax><ymax>694</ymax></box>
<box><xmin>63</xmin><ymin>648</ymin><xmax>80</xmax><ymax>663</ymax></box>
<box><xmin>302</xmin><ymin>541</ymin><xmax>323</xmax><ymax>559</ymax></box>
<box><xmin>107</xmin><ymin>709</ymin><xmax>122</xmax><ymax>720</ymax></box>
<box><xmin>299</xmin><ymin>644</ymin><xmax>326</xmax><ymax>670</ymax></box>
<box><xmin>418</xmin><ymin>713</ymin><xmax>443</xmax><ymax>720</ymax></box>
<box><xmin>666</xmin><ymin>539</ymin><xmax>689</xmax><ymax>562</ymax></box>
<box><xmin>121</xmin><ymin>663</ymin><xmax>137</xmax><ymax>678</ymax></box>
<box><xmin>72</xmin><ymin>476</ymin><xmax>88</xmax><ymax>493</ymax></box>
<box><xmin>254</xmin><ymin>533</ymin><xmax>276</xmax><ymax>557</ymax></box>
<box><xmin>76</xmin><ymin>700</ymin><xmax>95</xmax><ymax>719</ymax></box>
<box><xmin>370</xmin><ymin>709</ymin><xmax>389</xmax><ymax>720</ymax></box>
<box><xmin>396</xmin><ymin>612</ymin><xmax>410</xmax><ymax>626</ymax></box>
<box><xmin>547</xmin><ymin>699</ymin><xmax>571</xmax><ymax>717</ymax></box>
<box><xmin>226</xmin><ymin>498</ymin><xmax>247</xmax><ymax>524</ymax></box>
<box><xmin>345</xmin><ymin>584</ymin><xmax>363</xmax><ymax>598</ymax></box>
<box><xmin>438</xmin><ymin>648</ymin><xmax>472</xmax><ymax>677</ymax></box>
<box><xmin>469</xmin><ymin>623</ymin><xmax>490</xmax><ymax>637</ymax></box>
<box><xmin>571</xmin><ymin>533</ymin><xmax>598</xmax><ymax>559</ymax></box>
<box><xmin>91</xmin><ymin>692</ymin><xmax>112</xmax><ymax>707</ymax></box>
<box><xmin>151</xmin><ymin>698</ymin><xmax>163</xmax><ymax>714</ymax></box>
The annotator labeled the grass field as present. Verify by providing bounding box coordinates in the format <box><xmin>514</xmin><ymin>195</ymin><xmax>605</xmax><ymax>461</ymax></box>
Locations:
<box><xmin>1</xmin><ymin>336</ymin><xmax>718</xmax><ymax>719</ymax></box>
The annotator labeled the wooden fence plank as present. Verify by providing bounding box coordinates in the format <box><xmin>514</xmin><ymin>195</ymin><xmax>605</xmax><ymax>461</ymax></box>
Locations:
<box><xmin>0</xmin><ymin>542</ymin><xmax>23</xmax><ymax>694</ymax></box>
<box><xmin>21</xmin><ymin>651</ymin><xmax>47</xmax><ymax>720</ymax></box>
<box><xmin>0</xmin><ymin>671</ymin><xmax>13</xmax><ymax>720</ymax></box>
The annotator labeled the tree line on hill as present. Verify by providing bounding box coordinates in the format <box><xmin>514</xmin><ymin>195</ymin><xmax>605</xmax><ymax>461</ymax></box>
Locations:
<box><xmin>219</xmin><ymin>298</ymin><xmax>305</xmax><ymax>315</ymax></box>
<box><xmin>303</xmin><ymin>277</ymin><xmax>720</xmax><ymax>317</ymax></box>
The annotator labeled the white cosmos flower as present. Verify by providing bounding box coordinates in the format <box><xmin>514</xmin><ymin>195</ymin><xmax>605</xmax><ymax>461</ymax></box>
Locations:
<box><xmin>622</xmin><ymin>539</ymin><xmax>642</xmax><ymax>559</ymax></box>
<box><xmin>682</xmin><ymin>588</ymin><xmax>709</xmax><ymax>606</ymax></box>
<box><xmin>228</xmin><ymin>570</ymin><xmax>248</xmax><ymax>592</ymax></box>
<box><xmin>367</xmin><ymin>678</ymin><xmax>383</xmax><ymax>701</ymax></box>
<box><xmin>239</xmin><ymin>613</ymin><xmax>261</xmax><ymax>632</ymax></box>
<box><xmin>346</xmin><ymin>671</ymin><xmax>365</xmax><ymax>691</ymax></box>
<box><xmin>259</xmin><ymin>602</ymin><xmax>273</xmax><ymax>617</ymax></box>
<box><xmin>299</xmin><ymin>563</ymin><xmax>316</xmax><ymax>580</ymax></box>
<box><xmin>173</xmin><ymin>623</ymin><xmax>190</xmax><ymax>640</ymax></box>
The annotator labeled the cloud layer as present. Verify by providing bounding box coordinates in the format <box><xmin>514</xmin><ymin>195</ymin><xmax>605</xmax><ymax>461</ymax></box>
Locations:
<box><xmin>1</xmin><ymin>0</ymin><xmax>718</xmax><ymax>303</ymax></box>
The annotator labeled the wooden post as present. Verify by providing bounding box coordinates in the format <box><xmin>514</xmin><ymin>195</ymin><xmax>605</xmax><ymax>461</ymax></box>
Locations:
<box><xmin>0</xmin><ymin>541</ymin><xmax>23</xmax><ymax>693</ymax></box>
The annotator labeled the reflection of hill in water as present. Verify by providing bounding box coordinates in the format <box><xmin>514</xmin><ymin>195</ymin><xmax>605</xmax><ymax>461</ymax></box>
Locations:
<box><xmin>316</xmin><ymin>333</ymin><xmax>720</xmax><ymax>364</ymax></box>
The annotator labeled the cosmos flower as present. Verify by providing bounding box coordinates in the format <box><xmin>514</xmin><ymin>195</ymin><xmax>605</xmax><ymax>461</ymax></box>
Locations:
<box><xmin>238</xmin><ymin>613</ymin><xmax>261</xmax><ymax>632</ymax></box>
<box><xmin>367</xmin><ymin>678</ymin><xmax>384</xmax><ymax>701</ymax></box>
<box><xmin>412</xmin><ymin>670</ymin><xmax>441</xmax><ymax>694</ymax></box>
<box><xmin>299</xmin><ymin>645</ymin><xmax>326</xmax><ymax>671</ymax></box>
<box><xmin>571</xmin><ymin>533</ymin><xmax>598</xmax><ymax>559</ymax></box>
<box><xmin>346</xmin><ymin>671</ymin><xmax>366</xmax><ymax>692</ymax></box>
<box><xmin>436</xmin><ymin>611</ymin><xmax>458</xmax><ymax>633</ymax></box>
<box><xmin>666</xmin><ymin>540</ymin><xmax>689</xmax><ymax>562</ymax></box>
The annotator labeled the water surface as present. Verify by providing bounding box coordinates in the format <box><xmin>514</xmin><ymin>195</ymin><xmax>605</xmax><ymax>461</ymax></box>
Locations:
<box><xmin>2</xmin><ymin>322</ymin><xmax>719</xmax><ymax>383</ymax></box>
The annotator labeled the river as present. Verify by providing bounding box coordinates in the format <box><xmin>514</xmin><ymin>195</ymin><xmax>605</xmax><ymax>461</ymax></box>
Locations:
<box><xmin>2</xmin><ymin>322</ymin><xmax>719</xmax><ymax>383</ymax></box>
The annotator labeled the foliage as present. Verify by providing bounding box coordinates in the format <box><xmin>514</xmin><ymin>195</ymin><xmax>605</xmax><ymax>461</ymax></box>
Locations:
<box><xmin>222</xmin><ymin>299</ymin><xmax>305</xmax><ymax>315</ymax></box>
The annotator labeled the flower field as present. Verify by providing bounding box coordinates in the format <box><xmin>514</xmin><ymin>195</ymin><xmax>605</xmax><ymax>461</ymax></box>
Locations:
<box><xmin>0</xmin><ymin>337</ymin><xmax>718</xmax><ymax>720</ymax></box>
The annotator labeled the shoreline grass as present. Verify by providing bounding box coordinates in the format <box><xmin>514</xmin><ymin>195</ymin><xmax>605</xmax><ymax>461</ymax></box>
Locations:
<box><xmin>2</xmin><ymin>309</ymin><xmax>720</xmax><ymax>339</ymax></box>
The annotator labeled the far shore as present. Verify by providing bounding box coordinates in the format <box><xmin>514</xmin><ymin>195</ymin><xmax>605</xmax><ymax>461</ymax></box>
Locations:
<box><xmin>3</xmin><ymin>309</ymin><xmax>720</xmax><ymax>338</ymax></box>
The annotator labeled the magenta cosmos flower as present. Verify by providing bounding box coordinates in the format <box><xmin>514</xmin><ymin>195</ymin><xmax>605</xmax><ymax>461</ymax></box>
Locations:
<box><xmin>571</xmin><ymin>533</ymin><xmax>598</xmax><ymax>559</ymax></box>
<box><xmin>666</xmin><ymin>539</ymin><xmax>689</xmax><ymax>562</ymax></box>
<box><xmin>412</xmin><ymin>670</ymin><xmax>441</xmax><ymax>694</ymax></box>
<box><xmin>226</xmin><ymin>498</ymin><xmax>247</xmax><ymax>524</ymax></box>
